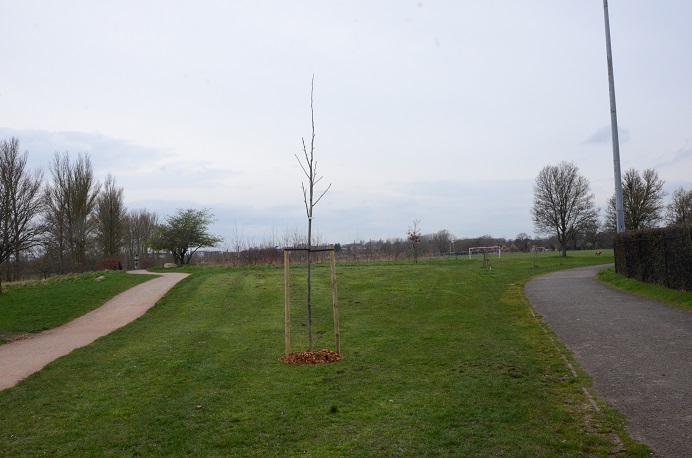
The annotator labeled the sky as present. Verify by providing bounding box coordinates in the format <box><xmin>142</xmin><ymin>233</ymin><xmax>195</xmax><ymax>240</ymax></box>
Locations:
<box><xmin>1</xmin><ymin>1</ymin><xmax>691</xmax><ymax>247</ymax></box>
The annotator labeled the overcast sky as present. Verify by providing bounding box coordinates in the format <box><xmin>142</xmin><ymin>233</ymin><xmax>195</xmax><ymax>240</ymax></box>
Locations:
<box><xmin>1</xmin><ymin>1</ymin><xmax>691</xmax><ymax>246</ymax></box>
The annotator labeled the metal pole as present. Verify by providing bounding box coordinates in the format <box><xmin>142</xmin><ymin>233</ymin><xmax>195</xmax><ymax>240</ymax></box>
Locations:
<box><xmin>603</xmin><ymin>0</ymin><xmax>625</xmax><ymax>233</ymax></box>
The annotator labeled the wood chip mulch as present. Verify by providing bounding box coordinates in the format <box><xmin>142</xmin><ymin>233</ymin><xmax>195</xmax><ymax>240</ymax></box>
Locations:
<box><xmin>279</xmin><ymin>349</ymin><xmax>342</xmax><ymax>365</ymax></box>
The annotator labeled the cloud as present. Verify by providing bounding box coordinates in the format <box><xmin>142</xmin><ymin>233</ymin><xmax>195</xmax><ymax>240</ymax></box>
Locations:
<box><xmin>313</xmin><ymin>179</ymin><xmax>535</xmax><ymax>243</ymax></box>
<box><xmin>653</xmin><ymin>145</ymin><xmax>692</xmax><ymax>169</ymax></box>
<box><xmin>583</xmin><ymin>125</ymin><xmax>630</xmax><ymax>145</ymax></box>
<box><xmin>0</xmin><ymin>127</ymin><xmax>168</xmax><ymax>174</ymax></box>
<box><xmin>0</xmin><ymin>126</ymin><xmax>244</xmax><ymax>205</ymax></box>
<box><xmin>0</xmin><ymin>126</ymin><xmax>540</xmax><ymax>245</ymax></box>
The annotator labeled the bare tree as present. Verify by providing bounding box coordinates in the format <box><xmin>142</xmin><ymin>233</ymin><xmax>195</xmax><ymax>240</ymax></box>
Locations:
<box><xmin>578</xmin><ymin>218</ymin><xmax>602</xmax><ymax>250</ymax></box>
<box><xmin>531</xmin><ymin>161</ymin><xmax>599</xmax><ymax>257</ymax></box>
<box><xmin>95</xmin><ymin>174</ymin><xmax>126</xmax><ymax>259</ymax></box>
<box><xmin>125</xmin><ymin>209</ymin><xmax>158</xmax><ymax>269</ymax></box>
<box><xmin>665</xmin><ymin>186</ymin><xmax>692</xmax><ymax>227</ymax></box>
<box><xmin>295</xmin><ymin>75</ymin><xmax>331</xmax><ymax>351</ymax></box>
<box><xmin>605</xmin><ymin>168</ymin><xmax>666</xmax><ymax>231</ymax></box>
<box><xmin>43</xmin><ymin>152</ymin><xmax>101</xmax><ymax>273</ymax></box>
<box><xmin>515</xmin><ymin>233</ymin><xmax>531</xmax><ymax>252</ymax></box>
<box><xmin>0</xmin><ymin>138</ymin><xmax>44</xmax><ymax>291</ymax></box>
<box><xmin>42</xmin><ymin>157</ymin><xmax>68</xmax><ymax>273</ymax></box>
<box><xmin>229</xmin><ymin>221</ymin><xmax>246</xmax><ymax>266</ymax></box>
<box><xmin>432</xmin><ymin>229</ymin><xmax>453</xmax><ymax>254</ymax></box>
<box><xmin>407</xmin><ymin>219</ymin><xmax>422</xmax><ymax>263</ymax></box>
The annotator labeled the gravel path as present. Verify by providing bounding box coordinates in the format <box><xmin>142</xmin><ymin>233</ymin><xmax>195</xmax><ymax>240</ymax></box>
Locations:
<box><xmin>0</xmin><ymin>270</ymin><xmax>189</xmax><ymax>391</ymax></box>
<box><xmin>526</xmin><ymin>264</ymin><xmax>692</xmax><ymax>458</ymax></box>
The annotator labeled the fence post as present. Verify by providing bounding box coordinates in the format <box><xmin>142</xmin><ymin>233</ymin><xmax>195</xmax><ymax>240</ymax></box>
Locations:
<box><xmin>284</xmin><ymin>249</ymin><xmax>291</xmax><ymax>356</ymax></box>
<box><xmin>329</xmin><ymin>244</ymin><xmax>340</xmax><ymax>355</ymax></box>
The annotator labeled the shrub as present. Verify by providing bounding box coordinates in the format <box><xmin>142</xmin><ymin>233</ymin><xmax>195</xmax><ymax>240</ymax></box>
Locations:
<box><xmin>95</xmin><ymin>257</ymin><xmax>123</xmax><ymax>271</ymax></box>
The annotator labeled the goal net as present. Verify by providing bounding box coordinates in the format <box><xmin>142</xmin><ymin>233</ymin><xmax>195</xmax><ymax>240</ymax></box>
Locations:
<box><xmin>468</xmin><ymin>246</ymin><xmax>501</xmax><ymax>259</ymax></box>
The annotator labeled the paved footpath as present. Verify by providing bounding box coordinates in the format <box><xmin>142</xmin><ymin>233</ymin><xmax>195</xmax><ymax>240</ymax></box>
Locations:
<box><xmin>526</xmin><ymin>264</ymin><xmax>692</xmax><ymax>458</ymax></box>
<box><xmin>0</xmin><ymin>271</ymin><xmax>189</xmax><ymax>391</ymax></box>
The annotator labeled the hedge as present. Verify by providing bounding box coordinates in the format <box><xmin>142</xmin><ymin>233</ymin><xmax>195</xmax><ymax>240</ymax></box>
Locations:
<box><xmin>614</xmin><ymin>225</ymin><xmax>692</xmax><ymax>291</ymax></box>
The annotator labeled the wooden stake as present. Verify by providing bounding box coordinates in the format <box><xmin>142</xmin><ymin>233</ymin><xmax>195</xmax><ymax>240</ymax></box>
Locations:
<box><xmin>329</xmin><ymin>244</ymin><xmax>340</xmax><ymax>355</ymax></box>
<box><xmin>284</xmin><ymin>249</ymin><xmax>291</xmax><ymax>356</ymax></box>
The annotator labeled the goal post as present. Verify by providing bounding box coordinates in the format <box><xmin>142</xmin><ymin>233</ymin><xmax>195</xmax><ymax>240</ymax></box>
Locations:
<box><xmin>468</xmin><ymin>246</ymin><xmax>501</xmax><ymax>259</ymax></box>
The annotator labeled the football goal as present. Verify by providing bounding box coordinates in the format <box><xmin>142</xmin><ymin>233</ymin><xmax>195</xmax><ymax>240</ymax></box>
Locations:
<box><xmin>468</xmin><ymin>246</ymin><xmax>501</xmax><ymax>259</ymax></box>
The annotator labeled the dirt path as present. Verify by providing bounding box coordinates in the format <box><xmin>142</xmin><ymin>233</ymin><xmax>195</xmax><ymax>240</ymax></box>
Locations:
<box><xmin>0</xmin><ymin>270</ymin><xmax>189</xmax><ymax>391</ymax></box>
<box><xmin>526</xmin><ymin>265</ymin><xmax>692</xmax><ymax>458</ymax></box>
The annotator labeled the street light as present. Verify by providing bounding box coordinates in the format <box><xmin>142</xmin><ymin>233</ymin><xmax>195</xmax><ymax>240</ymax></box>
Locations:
<box><xmin>603</xmin><ymin>0</ymin><xmax>625</xmax><ymax>233</ymax></box>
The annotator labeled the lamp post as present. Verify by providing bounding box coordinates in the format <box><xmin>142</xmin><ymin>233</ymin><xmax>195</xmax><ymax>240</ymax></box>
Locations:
<box><xmin>603</xmin><ymin>0</ymin><xmax>625</xmax><ymax>233</ymax></box>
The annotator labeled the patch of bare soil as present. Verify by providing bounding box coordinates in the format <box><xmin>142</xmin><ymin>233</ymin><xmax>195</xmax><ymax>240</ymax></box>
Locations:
<box><xmin>279</xmin><ymin>349</ymin><xmax>342</xmax><ymax>365</ymax></box>
<box><xmin>0</xmin><ymin>332</ymin><xmax>27</xmax><ymax>344</ymax></box>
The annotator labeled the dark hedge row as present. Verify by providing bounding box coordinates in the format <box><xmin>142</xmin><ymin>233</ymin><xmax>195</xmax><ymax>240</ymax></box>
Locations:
<box><xmin>614</xmin><ymin>225</ymin><xmax>692</xmax><ymax>290</ymax></box>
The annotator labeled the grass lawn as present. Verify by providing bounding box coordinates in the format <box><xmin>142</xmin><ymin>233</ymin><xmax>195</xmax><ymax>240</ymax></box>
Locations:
<box><xmin>597</xmin><ymin>268</ymin><xmax>692</xmax><ymax>311</ymax></box>
<box><xmin>0</xmin><ymin>251</ymin><xmax>650</xmax><ymax>456</ymax></box>
<box><xmin>0</xmin><ymin>270</ymin><xmax>157</xmax><ymax>343</ymax></box>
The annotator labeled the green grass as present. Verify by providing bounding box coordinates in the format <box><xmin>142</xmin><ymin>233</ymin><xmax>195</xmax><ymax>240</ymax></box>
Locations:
<box><xmin>0</xmin><ymin>251</ymin><xmax>650</xmax><ymax>456</ymax></box>
<box><xmin>0</xmin><ymin>270</ymin><xmax>157</xmax><ymax>341</ymax></box>
<box><xmin>597</xmin><ymin>268</ymin><xmax>692</xmax><ymax>310</ymax></box>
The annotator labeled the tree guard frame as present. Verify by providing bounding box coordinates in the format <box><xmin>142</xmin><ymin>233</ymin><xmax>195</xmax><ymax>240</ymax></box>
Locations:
<box><xmin>283</xmin><ymin>244</ymin><xmax>340</xmax><ymax>357</ymax></box>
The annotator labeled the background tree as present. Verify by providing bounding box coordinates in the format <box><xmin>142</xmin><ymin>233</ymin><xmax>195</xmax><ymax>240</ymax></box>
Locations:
<box><xmin>295</xmin><ymin>75</ymin><xmax>331</xmax><ymax>351</ymax></box>
<box><xmin>515</xmin><ymin>233</ymin><xmax>531</xmax><ymax>252</ymax></box>
<box><xmin>43</xmin><ymin>152</ymin><xmax>101</xmax><ymax>273</ymax></box>
<box><xmin>148</xmin><ymin>208</ymin><xmax>222</xmax><ymax>266</ymax></box>
<box><xmin>42</xmin><ymin>160</ymin><xmax>68</xmax><ymax>274</ymax></box>
<box><xmin>407</xmin><ymin>219</ymin><xmax>422</xmax><ymax>263</ymax></box>
<box><xmin>578</xmin><ymin>218</ymin><xmax>602</xmax><ymax>250</ymax></box>
<box><xmin>94</xmin><ymin>173</ymin><xmax>126</xmax><ymax>259</ymax></box>
<box><xmin>666</xmin><ymin>186</ymin><xmax>692</xmax><ymax>226</ymax></box>
<box><xmin>432</xmin><ymin>229</ymin><xmax>453</xmax><ymax>254</ymax></box>
<box><xmin>605</xmin><ymin>168</ymin><xmax>666</xmax><ymax>231</ymax></box>
<box><xmin>0</xmin><ymin>138</ymin><xmax>44</xmax><ymax>290</ymax></box>
<box><xmin>531</xmin><ymin>161</ymin><xmax>598</xmax><ymax>257</ymax></box>
<box><xmin>125</xmin><ymin>209</ymin><xmax>158</xmax><ymax>268</ymax></box>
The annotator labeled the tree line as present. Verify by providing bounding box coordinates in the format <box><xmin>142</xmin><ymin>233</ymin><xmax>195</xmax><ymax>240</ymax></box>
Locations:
<box><xmin>0</xmin><ymin>137</ymin><xmax>160</xmax><ymax>287</ymax></box>
<box><xmin>199</xmin><ymin>229</ymin><xmax>582</xmax><ymax>266</ymax></box>
<box><xmin>531</xmin><ymin>160</ymin><xmax>691</xmax><ymax>257</ymax></box>
<box><xmin>5</xmin><ymin>135</ymin><xmax>687</xmax><ymax>280</ymax></box>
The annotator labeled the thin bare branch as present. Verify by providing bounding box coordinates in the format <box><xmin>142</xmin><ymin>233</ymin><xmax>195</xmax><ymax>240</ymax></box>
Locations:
<box><xmin>301</xmin><ymin>182</ymin><xmax>310</xmax><ymax>217</ymax></box>
<box><xmin>313</xmin><ymin>183</ymin><xmax>332</xmax><ymax>207</ymax></box>
<box><xmin>295</xmin><ymin>152</ymin><xmax>311</xmax><ymax>180</ymax></box>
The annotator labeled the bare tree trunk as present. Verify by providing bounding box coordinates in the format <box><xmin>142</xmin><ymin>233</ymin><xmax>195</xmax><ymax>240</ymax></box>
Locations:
<box><xmin>305</xmin><ymin>78</ymin><xmax>316</xmax><ymax>352</ymax></box>
<box><xmin>307</xmin><ymin>215</ymin><xmax>313</xmax><ymax>350</ymax></box>
<box><xmin>296</xmin><ymin>75</ymin><xmax>331</xmax><ymax>351</ymax></box>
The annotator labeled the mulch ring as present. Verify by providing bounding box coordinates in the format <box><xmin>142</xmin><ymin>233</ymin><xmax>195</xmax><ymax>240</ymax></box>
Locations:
<box><xmin>279</xmin><ymin>349</ymin><xmax>342</xmax><ymax>365</ymax></box>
